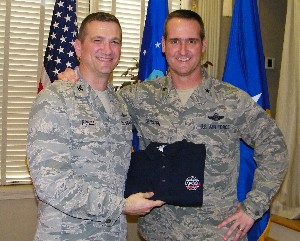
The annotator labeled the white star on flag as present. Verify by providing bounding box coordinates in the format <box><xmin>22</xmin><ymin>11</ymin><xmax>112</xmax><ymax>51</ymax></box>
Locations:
<box><xmin>252</xmin><ymin>93</ymin><xmax>262</xmax><ymax>103</ymax></box>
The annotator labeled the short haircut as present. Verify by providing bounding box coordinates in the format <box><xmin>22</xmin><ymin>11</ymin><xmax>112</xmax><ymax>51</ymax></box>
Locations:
<box><xmin>163</xmin><ymin>9</ymin><xmax>205</xmax><ymax>40</ymax></box>
<box><xmin>78</xmin><ymin>12</ymin><xmax>122</xmax><ymax>41</ymax></box>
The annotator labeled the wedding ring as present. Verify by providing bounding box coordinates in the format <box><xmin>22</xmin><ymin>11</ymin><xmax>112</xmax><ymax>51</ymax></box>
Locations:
<box><xmin>237</xmin><ymin>227</ymin><xmax>244</xmax><ymax>231</ymax></box>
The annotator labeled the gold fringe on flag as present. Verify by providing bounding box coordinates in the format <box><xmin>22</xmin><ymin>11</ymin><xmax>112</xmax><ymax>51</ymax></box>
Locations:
<box><xmin>191</xmin><ymin>0</ymin><xmax>198</xmax><ymax>12</ymax></box>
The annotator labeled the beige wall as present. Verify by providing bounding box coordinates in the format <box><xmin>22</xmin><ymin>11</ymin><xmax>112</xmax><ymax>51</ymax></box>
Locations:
<box><xmin>0</xmin><ymin>186</ymin><xmax>37</xmax><ymax>241</ymax></box>
<box><xmin>0</xmin><ymin>187</ymin><xmax>143</xmax><ymax>241</ymax></box>
<box><xmin>218</xmin><ymin>0</ymin><xmax>287</xmax><ymax>117</ymax></box>
<box><xmin>260</xmin><ymin>0</ymin><xmax>287</xmax><ymax>116</ymax></box>
<box><xmin>0</xmin><ymin>198</ymin><xmax>37</xmax><ymax>241</ymax></box>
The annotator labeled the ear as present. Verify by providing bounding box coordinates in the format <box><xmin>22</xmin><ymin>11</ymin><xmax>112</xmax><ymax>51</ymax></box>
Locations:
<box><xmin>74</xmin><ymin>39</ymin><xmax>81</xmax><ymax>57</ymax></box>
<box><xmin>201</xmin><ymin>37</ymin><xmax>207</xmax><ymax>53</ymax></box>
<box><xmin>162</xmin><ymin>36</ymin><xmax>166</xmax><ymax>53</ymax></box>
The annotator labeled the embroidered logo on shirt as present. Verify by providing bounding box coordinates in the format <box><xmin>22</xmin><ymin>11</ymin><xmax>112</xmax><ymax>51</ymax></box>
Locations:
<box><xmin>208</xmin><ymin>113</ymin><xmax>224</xmax><ymax>121</ymax></box>
<box><xmin>157</xmin><ymin>145</ymin><xmax>167</xmax><ymax>152</ymax></box>
<box><xmin>185</xmin><ymin>176</ymin><xmax>201</xmax><ymax>191</ymax></box>
<box><xmin>184</xmin><ymin>176</ymin><xmax>201</xmax><ymax>191</ymax></box>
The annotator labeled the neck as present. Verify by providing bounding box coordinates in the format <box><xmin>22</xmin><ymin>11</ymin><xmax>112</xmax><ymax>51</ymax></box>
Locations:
<box><xmin>78</xmin><ymin>66</ymin><xmax>109</xmax><ymax>91</ymax></box>
<box><xmin>171</xmin><ymin>70</ymin><xmax>204</xmax><ymax>90</ymax></box>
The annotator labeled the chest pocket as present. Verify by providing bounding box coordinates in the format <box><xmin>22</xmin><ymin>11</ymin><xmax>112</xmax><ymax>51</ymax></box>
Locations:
<box><xmin>70</xmin><ymin>118</ymin><xmax>109</xmax><ymax>143</ymax></box>
<box><xmin>68</xmin><ymin>109</ymin><xmax>132</xmax><ymax>180</ymax></box>
<box><xmin>70</xmin><ymin>94</ymin><xmax>131</xmax><ymax>139</ymax></box>
<box><xmin>70</xmin><ymin>113</ymin><xmax>132</xmax><ymax>145</ymax></box>
<box><xmin>138</xmin><ymin>113</ymin><xmax>174</xmax><ymax>144</ymax></box>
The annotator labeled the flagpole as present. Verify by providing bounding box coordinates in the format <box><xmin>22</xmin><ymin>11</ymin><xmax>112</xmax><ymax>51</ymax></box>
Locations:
<box><xmin>139</xmin><ymin>0</ymin><xmax>146</xmax><ymax>53</ymax></box>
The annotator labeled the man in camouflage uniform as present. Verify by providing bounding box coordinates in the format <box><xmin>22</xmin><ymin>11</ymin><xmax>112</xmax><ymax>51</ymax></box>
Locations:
<box><xmin>118</xmin><ymin>10</ymin><xmax>288</xmax><ymax>241</ymax></box>
<box><xmin>58</xmin><ymin>10</ymin><xmax>288</xmax><ymax>241</ymax></box>
<box><xmin>27</xmin><ymin>12</ymin><xmax>164</xmax><ymax>241</ymax></box>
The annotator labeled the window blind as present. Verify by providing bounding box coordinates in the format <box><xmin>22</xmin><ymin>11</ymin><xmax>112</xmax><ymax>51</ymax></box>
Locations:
<box><xmin>1</xmin><ymin>0</ymin><xmax>44</xmax><ymax>185</ymax></box>
<box><xmin>0</xmin><ymin>0</ymin><xmax>181</xmax><ymax>185</ymax></box>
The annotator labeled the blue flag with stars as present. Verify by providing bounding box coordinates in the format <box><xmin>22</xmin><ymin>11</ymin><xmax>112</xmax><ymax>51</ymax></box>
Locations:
<box><xmin>39</xmin><ymin>0</ymin><xmax>79</xmax><ymax>92</ymax></box>
<box><xmin>132</xmin><ymin>0</ymin><xmax>169</xmax><ymax>152</ymax></box>
<box><xmin>138</xmin><ymin>0</ymin><xmax>168</xmax><ymax>81</ymax></box>
<box><xmin>223</xmin><ymin>0</ymin><xmax>271</xmax><ymax>240</ymax></box>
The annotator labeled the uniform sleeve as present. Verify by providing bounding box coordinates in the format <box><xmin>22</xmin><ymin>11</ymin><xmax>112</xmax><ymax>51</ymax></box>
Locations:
<box><xmin>118</xmin><ymin>84</ymin><xmax>138</xmax><ymax>113</ymax></box>
<box><xmin>237</xmin><ymin>93</ymin><xmax>288</xmax><ymax>220</ymax></box>
<box><xmin>118</xmin><ymin>85</ymin><xmax>140</xmax><ymax>130</ymax></box>
<box><xmin>27</xmin><ymin>87</ymin><xmax>125</xmax><ymax>225</ymax></box>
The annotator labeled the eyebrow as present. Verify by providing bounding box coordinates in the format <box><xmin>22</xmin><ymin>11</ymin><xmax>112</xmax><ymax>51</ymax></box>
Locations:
<box><xmin>168</xmin><ymin>37</ymin><xmax>201</xmax><ymax>41</ymax></box>
<box><xmin>93</xmin><ymin>36</ymin><xmax>122</xmax><ymax>41</ymax></box>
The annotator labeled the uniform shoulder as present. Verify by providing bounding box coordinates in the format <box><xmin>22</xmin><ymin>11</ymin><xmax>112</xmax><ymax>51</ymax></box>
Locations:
<box><xmin>209</xmin><ymin>77</ymin><xmax>248</xmax><ymax>98</ymax></box>
<box><xmin>38</xmin><ymin>80</ymin><xmax>76</xmax><ymax>99</ymax></box>
<box><xmin>46</xmin><ymin>80</ymin><xmax>74</xmax><ymax>94</ymax></box>
<box><xmin>33</xmin><ymin>81</ymin><xmax>76</xmax><ymax>109</ymax></box>
<box><xmin>119</xmin><ymin>76</ymin><xmax>167</xmax><ymax>95</ymax></box>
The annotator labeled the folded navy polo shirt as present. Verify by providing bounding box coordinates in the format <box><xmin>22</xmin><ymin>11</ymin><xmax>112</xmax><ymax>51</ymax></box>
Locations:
<box><xmin>124</xmin><ymin>140</ymin><xmax>206</xmax><ymax>206</ymax></box>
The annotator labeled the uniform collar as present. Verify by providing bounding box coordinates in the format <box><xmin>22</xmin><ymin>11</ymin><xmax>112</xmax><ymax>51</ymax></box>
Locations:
<box><xmin>74</xmin><ymin>70</ymin><xmax>115</xmax><ymax>99</ymax></box>
<box><xmin>161</xmin><ymin>68</ymin><xmax>215</xmax><ymax>105</ymax></box>
<box><xmin>73</xmin><ymin>71</ymin><xmax>123</xmax><ymax>120</ymax></box>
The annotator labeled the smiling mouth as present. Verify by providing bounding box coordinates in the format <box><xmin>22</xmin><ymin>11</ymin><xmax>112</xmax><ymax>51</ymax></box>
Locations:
<box><xmin>177</xmin><ymin>57</ymin><xmax>191</xmax><ymax>62</ymax></box>
<box><xmin>96</xmin><ymin>56</ymin><xmax>113</xmax><ymax>61</ymax></box>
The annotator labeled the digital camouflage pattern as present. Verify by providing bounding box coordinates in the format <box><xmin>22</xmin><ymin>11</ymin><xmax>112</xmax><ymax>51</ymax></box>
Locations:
<box><xmin>119</xmin><ymin>71</ymin><xmax>288</xmax><ymax>241</ymax></box>
<box><xmin>27</xmin><ymin>78</ymin><xmax>132</xmax><ymax>241</ymax></box>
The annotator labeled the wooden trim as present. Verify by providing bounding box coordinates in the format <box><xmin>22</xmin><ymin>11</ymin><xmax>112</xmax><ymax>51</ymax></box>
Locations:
<box><xmin>0</xmin><ymin>185</ymin><xmax>35</xmax><ymax>200</ymax></box>
<box><xmin>271</xmin><ymin>214</ymin><xmax>300</xmax><ymax>232</ymax></box>
<box><xmin>265</xmin><ymin>237</ymin><xmax>277</xmax><ymax>241</ymax></box>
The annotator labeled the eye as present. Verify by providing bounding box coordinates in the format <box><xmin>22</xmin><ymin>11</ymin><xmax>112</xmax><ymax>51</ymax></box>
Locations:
<box><xmin>187</xmin><ymin>39</ymin><xmax>200</xmax><ymax>45</ymax></box>
<box><xmin>94</xmin><ymin>38</ymin><xmax>103</xmax><ymax>43</ymax></box>
<box><xmin>111</xmin><ymin>40</ymin><xmax>121</xmax><ymax>45</ymax></box>
<box><xmin>169</xmin><ymin>39</ymin><xmax>180</xmax><ymax>44</ymax></box>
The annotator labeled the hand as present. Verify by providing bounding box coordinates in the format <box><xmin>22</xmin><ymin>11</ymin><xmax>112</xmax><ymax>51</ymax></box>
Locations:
<box><xmin>217</xmin><ymin>203</ymin><xmax>254</xmax><ymax>241</ymax></box>
<box><xmin>123</xmin><ymin>192</ymin><xmax>165</xmax><ymax>216</ymax></box>
<box><xmin>58</xmin><ymin>68</ymin><xmax>78</xmax><ymax>83</ymax></box>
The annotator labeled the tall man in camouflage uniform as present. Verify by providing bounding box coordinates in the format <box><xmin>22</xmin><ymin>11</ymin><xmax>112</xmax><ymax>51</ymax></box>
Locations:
<box><xmin>27</xmin><ymin>12</ymin><xmax>164</xmax><ymax>241</ymax></box>
<box><xmin>58</xmin><ymin>10</ymin><xmax>288</xmax><ymax>241</ymax></box>
<box><xmin>118</xmin><ymin>10</ymin><xmax>288</xmax><ymax>241</ymax></box>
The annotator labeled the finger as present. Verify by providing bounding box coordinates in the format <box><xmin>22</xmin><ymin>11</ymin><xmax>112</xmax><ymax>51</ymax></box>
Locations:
<box><xmin>218</xmin><ymin>213</ymin><xmax>237</xmax><ymax>229</ymax></box>
<box><xmin>142</xmin><ymin>192</ymin><xmax>155</xmax><ymax>199</ymax></box>
<box><xmin>232</xmin><ymin>227</ymin><xmax>246</xmax><ymax>241</ymax></box>
<box><xmin>57</xmin><ymin>72</ymin><xmax>65</xmax><ymax>80</ymax></box>
<box><xmin>223</xmin><ymin>225</ymin><xmax>235</xmax><ymax>240</ymax></box>
<box><xmin>222</xmin><ymin>223</ymin><xmax>239</xmax><ymax>241</ymax></box>
<box><xmin>152</xmin><ymin>200</ymin><xmax>165</xmax><ymax>207</ymax></box>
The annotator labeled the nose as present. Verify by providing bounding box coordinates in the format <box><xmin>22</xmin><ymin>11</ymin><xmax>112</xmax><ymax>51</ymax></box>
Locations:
<box><xmin>101</xmin><ymin>41</ymin><xmax>112</xmax><ymax>54</ymax></box>
<box><xmin>179</xmin><ymin>41</ymin><xmax>187</xmax><ymax>55</ymax></box>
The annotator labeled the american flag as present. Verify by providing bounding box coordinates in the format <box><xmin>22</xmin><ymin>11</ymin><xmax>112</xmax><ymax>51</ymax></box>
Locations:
<box><xmin>39</xmin><ymin>0</ymin><xmax>79</xmax><ymax>92</ymax></box>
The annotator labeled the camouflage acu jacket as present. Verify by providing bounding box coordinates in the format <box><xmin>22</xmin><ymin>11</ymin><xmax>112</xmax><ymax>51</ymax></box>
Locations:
<box><xmin>27</xmin><ymin>78</ymin><xmax>132</xmax><ymax>241</ymax></box>
<box><xmin>119</xmin><ymin>74</ymin><xmax>288</xmax><ymax>241</ymax></box>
